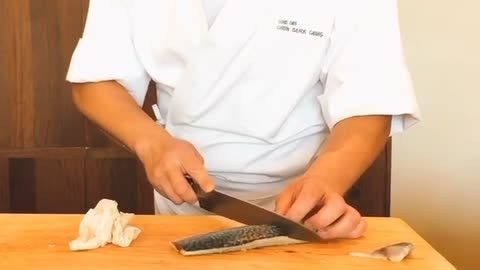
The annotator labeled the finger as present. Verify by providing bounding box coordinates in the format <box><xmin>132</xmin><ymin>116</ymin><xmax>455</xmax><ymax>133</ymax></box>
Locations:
<box><xmin>275</xmin><ymin>187</ymin><xmax>295</xmax><ymax>216</ymax></box>
<box><xmin>347</xmin><ymin>217</ymin><xmax>367</xmax><ymax>239</ymax></box>
<box><xmin>182</xmin><ymin>157</ymin><xmax>215</xmax><ymax>192</ymax></box>
<box><xmin>166</xmin><ymin>165</ymin><xmax>197</xmax><ymax>203</ymax></box>
<box><xmin>304</xmin><ymin>195</ymin><xmax>346</xmax><ymax>230</ymax></box>
<box><xmin>284</xmin><ymin>187</ymin><xmax>319</xmax><ymax>223</ymax></box>
<box><xmin>318</xmin><ymin>206</ymin><xmax>362</xmax><ymax>239</ymax></box>
<box><xmin>151</xmin><ymin>172</ymin><xmax>183</xmax><ymax>205</ymax></box>
<box><xmin>149</xmin><ymin>166</ymin><xmax>183</xmax><ymax>204</ymax></box>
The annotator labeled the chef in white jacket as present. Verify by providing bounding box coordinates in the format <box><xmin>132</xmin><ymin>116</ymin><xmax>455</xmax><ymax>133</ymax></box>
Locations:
<box><xmin>66</xmin><ymin>0</ymin><xmax>420</xmax><ymax>240</ymax></box>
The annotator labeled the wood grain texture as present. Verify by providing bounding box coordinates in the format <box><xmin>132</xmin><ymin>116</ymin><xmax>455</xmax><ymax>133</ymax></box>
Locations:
<box><xmin>136</xmin><ymin>160</ymin><xmax>154</xmax><ymax>214</ymax></box>
<box><xmin>85</xmin><ymin>158</ymin><xmax>138</xmax><ymax>213</ymax></box>
<box><xmin>0</xmin><ymin>147</ymin><xmax>135</xmax><ymax>159</ymax></box>
<box><xmin>0</xmin><ymin>0</ymin><xmax>11</xmax><ymax>147</ymax></box>
<box><xmin>0</xmin><ymin>147</ymin><xmax>87</xmax><ymax>158</ymax></box>
<box><xmin>0</xmin><ymin>215</ymin><xmax>457</xmax><ymax>270</ymax></box>
<box><xmin>0</xmin><ymin>159</ymin><xmax>9</xmax><ymax>212</ymax></box>
<box><xmin>35</xmin><ymin>159</ymin><xmax>85</xmax><ymax>213</ymax></box>
<box><xmin>84</xmin><ymin>159</ymin><xmax>113</xmax><ymax>210</ymax></box>
<box><xmin>30</xmin><ymin>0</ymin><xmax>89</xmax><ymax>147</ymax></box>
<box><xmin>0</xmin><ymin>0</ymin><xmax>35</xmax><ymax>147</ymax></box>
<box><xmin>110</xmin><ymin>159</ymin><xmax>138</xmax><ymax>213</ymax></box>
<box><xmin>8</xmin><ymin>158</ymin><xmax>36</xmax><ymax>212</ymax></box>
<box><xmin>84</xmin><ymin>120</ymin><xmax>112</xmax><ymax>147</ymax></box>
<box><xmin>346</xmin><ymin>141</ymin><xmax>391</xmax><ymax>217</ymax></box>
<box><xmin>86</xmin><ymin>147</ymin><xmax>134</xmax><ymax>159</ymax></box>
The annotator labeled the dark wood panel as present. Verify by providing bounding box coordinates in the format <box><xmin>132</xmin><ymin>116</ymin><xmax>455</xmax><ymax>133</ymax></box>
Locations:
<box><xmin>84</xmin><ymin>119</ymin><xmax>112</xmax><ymax>147</ymax></box>
<box><xmin>0</xmin><ymin>147</ymin><xmax>133</xmax><ymax>159</ymax></box>
<box><xmin>345</xmin><ymin>140</ymin><xmax>391</xmax><ymax>217</ymax></box>
<box><xmin>110</xmin><ymin>159</ymin><xmax>138</xmax><ymax>213</ymax></box>
<box><xmin>0</xmin><ymin>0</ymin><xmax>35</xmax><ymax>147</ymax></box>
<box><xmin>0</xmin><ymin>0</ymin><xmax>9</xmax><ymax>147</ymax></box>
<box><xmin>0</xmin><ymin>147</ymin><xmax>87</xmax><ymax>158</ymax></box>
<box><xmin>30</xmin><ymin>0</ymin><xmax>89</xmax><ymax>147</ymax></box>
<box><xmin>0</xmin><ymin>0</ymin><xmax>10</xmax><ymax>147</ymax></box>
<box><xmin>0</xmin><ymin>159</ymin><xmax>9</xmax><ymax>212</ymax></box>
<box><xmin>85</xmin><ymin>159</ymin><xmax>113</xmax><ymax>209</ymax></box>
<box><xmin>9</xmin><ymin>158</ymin><xmax>36</xmax><ymax>212</ymax></box>
<box><xmin>87</xmin><ymin>147</ymin><xmax>133</xmax><ymax>159</ymax></box>
<box><xmin>35</xmin><ymin>158</ymin><xmax>85</xmax><ymax>213</ymax></box>
<box><xmin>85</xmin><ymin>158</ymin><xmax>146</xmax><ymax>213</ymax></box>
<box><xmin>136</xmin><ymin>160</ymin><xmax>154</xmax><ymax>214</ymax></box>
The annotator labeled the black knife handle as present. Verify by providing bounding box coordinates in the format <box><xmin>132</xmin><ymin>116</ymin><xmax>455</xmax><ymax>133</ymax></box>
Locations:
<box><xmin>184</xmin><ymin>174</ymin><xmax>206</xmax><ymax>198</ymax></box>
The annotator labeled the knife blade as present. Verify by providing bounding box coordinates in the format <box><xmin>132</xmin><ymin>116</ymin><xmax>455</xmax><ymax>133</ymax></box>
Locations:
<box><xmin>185</xmin><ymin>175</ymin><xmax>321</xmax><ymax>242</ymax></box>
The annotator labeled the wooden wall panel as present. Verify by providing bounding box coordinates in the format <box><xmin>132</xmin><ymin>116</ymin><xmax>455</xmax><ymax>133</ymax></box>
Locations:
<box><xmin>84</xmin><ymin>159</ymin><xmax>113</xmax><ymax>210</ymax></box>
<box><xmin>35</xmin><ymin>159</ymin><xmax>85</xmax><ymax>213</ymax></box>
<box><xmin>30</xmin><ymin>0</ymin><xmax>89</xmax><ymax>147</ymax></box>
<box><xmin>136</xmin><ymin>160</ymin><xmax>155</xmax><ymax>214</ymax></box>
<box><xmin>85</xmin><ymin>159</ymin><xmax>138</xmax><ymax>212</ymax></box>
<box><xmin>110</xmin><ymin>160</ymin><xmax>138</xmax><ymax>213</ymax></box>
<box><xmin>0</xmin><ymin>0</ymin><xmax>35</xmax><ymax>147</ymax></box>
<box><xmin>84</xmin><ymin>120</ymin><xmax>111</xmax><ymax>147</ymax></box>
<box><xmin>0</xmin><ymin>0</ymin><xmax>10</xmax><ymax>147</ymax></box>
<box><xmin>8</xmin><ymin>159</ymin><xmax>36</xmax><ymax>213</ymax></box>
<box><xmin>345</xmin><ymin>141</ymin><xmax>391</xmax><ymax>217</ymax></box>
<box><xmin>0</xmin><ymin>159</ymin><xmax>9</xmax><ymax>212</ymax></box>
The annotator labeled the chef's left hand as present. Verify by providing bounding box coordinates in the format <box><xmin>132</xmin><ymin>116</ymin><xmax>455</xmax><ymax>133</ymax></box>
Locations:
<box><xmin>275</xmin><ymin>174</ymin><xmax>367</xmax><ymax>240</ymax></box>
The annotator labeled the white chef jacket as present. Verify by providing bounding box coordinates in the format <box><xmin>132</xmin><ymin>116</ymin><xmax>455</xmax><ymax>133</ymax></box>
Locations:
<box><xmin>66</xmin><ymin>0</ymin><xmax>421</xmax><ymax>215</ymax></box>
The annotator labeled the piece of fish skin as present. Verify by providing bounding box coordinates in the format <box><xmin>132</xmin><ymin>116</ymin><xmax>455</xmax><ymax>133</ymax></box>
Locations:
<box><xmin>349</xmin><ymin>242</ymin><xmax>414</xmax><ymax>262</ymax></box>
<box><xmin>170</xmin><ymin>224</ymin><xmax>305</xmax><ymax>256</ymax></box>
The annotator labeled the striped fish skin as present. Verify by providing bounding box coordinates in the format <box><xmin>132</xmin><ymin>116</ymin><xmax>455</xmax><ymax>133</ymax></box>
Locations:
<box><xmin>172</xmin><ymin>225</ymin><xmax>285</xmax><ymax>252</ymax></box>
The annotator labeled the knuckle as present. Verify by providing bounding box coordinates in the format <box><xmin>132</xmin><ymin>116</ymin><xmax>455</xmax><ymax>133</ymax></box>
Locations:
<box><xmin>334</xmin><ymin>198</ymin><xmax>347</xmax><ymax>212</ymax></box>
<box><xmin>175</xmin><ymin>183</ymin><xmax>190</xmax><ymax>197</ymax></box>
<box><xmin>332</xmin><ymin>194</ymin><xmax>346</xmax><ymax>204</ymax></box>
<box><xmin>299</xmin><ymin>190</ymin><xmax>317</xmax><ymax>204</ymax></box>
<box><xmin>351</xmin><ymin>216</ymin><xmax>362</xmax><ymax>229</ymax></box>
<box><xmin>346</xmin><ymin>206</ymin><xmax>361</xmax><ymax>221</ymax></box>
<box><xmin>311</xmin><ymin>215</ymin><xmax>330</xmax><ymax>229</ymax></box>
<box><xmin>351</xmin><ymin>210</ymin><xmax>362</xmax><ymax>223</ymax></box>
<box><xmin>347</xmin><ymin>217</ymin><xmax>366</xmax><ymax>239</ymax></box>
<box><xmin>163</xmin><ymin>160</ymin><xmax>179</xmax><ymax>171</ymax></box>
<box><xmin>151</xmin><ymin>168</ymin><xmax>165</xmax><ymax>180</ymax></box>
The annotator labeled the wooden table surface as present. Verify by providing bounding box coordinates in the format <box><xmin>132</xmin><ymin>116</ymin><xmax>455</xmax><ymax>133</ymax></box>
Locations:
<box><xmin>0</xmin><ymin>214</ymin><xmax>456</xmax><ymax>269</ymax></box>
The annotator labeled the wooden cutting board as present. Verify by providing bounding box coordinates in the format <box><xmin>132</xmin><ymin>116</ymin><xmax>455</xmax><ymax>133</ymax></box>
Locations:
<box><xmin>0</xmin><ymin>214</ymin><xmax>456</xmax><ymax>269</ymax></box>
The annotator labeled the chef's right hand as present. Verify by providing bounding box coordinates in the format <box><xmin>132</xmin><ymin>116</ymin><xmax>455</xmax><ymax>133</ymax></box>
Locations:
<box><xmin>134</xmin><ymin>134</ymin><xmax>215</xmax><ymax>205</ymax></box>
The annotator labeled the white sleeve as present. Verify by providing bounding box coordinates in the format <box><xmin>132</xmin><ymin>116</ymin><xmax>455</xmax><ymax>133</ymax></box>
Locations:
<box><xmin>66</xmin><ymin>0</ymin><xmax>150</xmax><ymax>106</ymax></box>
<box><xmin>317</xmin><ymin>0</ymin><xmax>420</xmax><ymax>135</ymax></box>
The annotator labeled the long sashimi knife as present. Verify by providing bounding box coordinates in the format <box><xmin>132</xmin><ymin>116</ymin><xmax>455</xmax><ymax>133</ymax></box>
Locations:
<box><xmin>185</xmin><ymin>175</ymin><xmax>321</xmax><ymax>242</ymax></box>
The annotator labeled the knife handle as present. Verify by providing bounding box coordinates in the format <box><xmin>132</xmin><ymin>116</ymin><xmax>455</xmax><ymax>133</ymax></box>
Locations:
<box><xmin>184</xmin><ymin>174</ymin><xmax>206</xmax><ymax>197</ymax></box>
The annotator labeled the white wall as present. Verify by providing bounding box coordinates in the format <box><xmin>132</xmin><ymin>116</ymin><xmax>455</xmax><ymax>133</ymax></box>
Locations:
<box><xmin>392</xmin><ymin>1</ymin><xmax>480</xmax><ymax>269</ymax></box>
